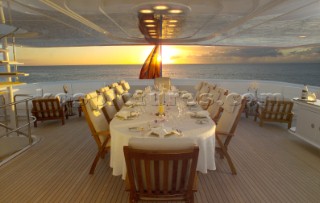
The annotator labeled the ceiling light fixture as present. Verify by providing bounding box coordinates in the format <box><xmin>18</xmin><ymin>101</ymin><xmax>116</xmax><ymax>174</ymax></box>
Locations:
<box><xmin>169</xmin><ymin>20</ymin><xmax>178</xmax><ymax>23</ymax></box>
<box><xmin>168</xmin><ymin>9</ymin><xmax>183</xmax><ymax>14</ymax></box>
<box><xmin>153</xmin><ymin>5</ymin><xmax>169</xmax><ymax>10</ymax></box>
<box><xmin>146</xmin><ymin>24</ymin><xmax>156</xmax><ymax>27</ymax></box>
<box><xmin>298</xmin><ymin>35</ymin><xmax>307</xmax><ymax>38</ymax></box>
<box><xmin>144</xmin><ymin>19</ymin><xmax>155</xmax><ymax>23</ymax></box>
<box><xmin>139</xmin><ymin>9</ymin><xmax>154</xmax><ymax>14</ymax></box>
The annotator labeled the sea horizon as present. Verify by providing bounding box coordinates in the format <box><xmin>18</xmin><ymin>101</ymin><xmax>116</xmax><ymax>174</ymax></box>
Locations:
<box><xmin>6</xmin><ymin>63</ymin><xmax>320</xmax><ymax>87</ymax></box>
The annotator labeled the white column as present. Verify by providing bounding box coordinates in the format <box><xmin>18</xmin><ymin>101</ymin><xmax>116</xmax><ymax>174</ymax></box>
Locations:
<box><xmin>0</xmin><ymin>2</ymin><xmax>16</xmax><ymax>128</ymax></box>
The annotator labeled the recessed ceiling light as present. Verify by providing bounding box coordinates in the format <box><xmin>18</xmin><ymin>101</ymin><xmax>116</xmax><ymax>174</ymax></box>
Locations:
<box><xmin>146</xmin><ymin>24</ymin><xmax>156</xmax><ymax>27</ymax></box>
<box><xmin>168</xmin><ymin>9</ymin><xmax>183</xmax><ymax>14</ymax></box>
<box><xmin>149</xmin><ymin>29</ymin><xmax>156</xmax><ymax>32</ymax></box>
<box><xmin>298</xmin><ymin>35</ymin><xmax>307</xmax><ymax>38</ymax></box>
<box><xmin>153</xmin><ymin>5</ymin><xmax>168</xmax><ymax>10</ymax></box>
<box><xmin>139</xmin><ymin>9</ymin><xmax>154</xmax><ymax>14</ymax></box>
<box><xmin>149</xmin><ymin>33</ymin><xmax>157</xmax><ymax>35</ymax></box>
<box><xmin>168</xmin><ymin>24</ymin><xmax>176</xmax><ymax>27</ymax></box>
<box><xmin>169</xmin><ymin>20</ymin><xmax>178</xmax><ymax>23</ymax></box>
<box><xmin>144</xmin><ymin>19</ymin><xmax>155</xmax><ymax>23</ymax></box>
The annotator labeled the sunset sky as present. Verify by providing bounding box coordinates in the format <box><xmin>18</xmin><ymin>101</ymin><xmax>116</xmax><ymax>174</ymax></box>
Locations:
<box><xmin>15</xmin><ymin>45</ymin><xmax>320</xmax><ymax>66</ymax></box>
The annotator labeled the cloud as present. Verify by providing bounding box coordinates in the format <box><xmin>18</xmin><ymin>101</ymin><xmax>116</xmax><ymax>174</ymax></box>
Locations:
<box><xmin>288</xmin><ymin>47</ymin><xmax>320</xmax><ymax>55</ymax></box>
<box><xmin>225</xmin><ymin>47</ymin><xmax>282</xmax><ymax>58</ymax></box>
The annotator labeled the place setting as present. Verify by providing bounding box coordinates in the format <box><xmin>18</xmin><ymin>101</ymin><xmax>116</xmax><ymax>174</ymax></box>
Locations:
<box><xmin>186</xmin><ymin>110</ymin><xmax>210</xmax><ymax>124</ymax></box>
<box><xmin>124</xmin><ymin>100</ymin><xmax>145</xmax><ymax>108</ymax></box>
<box><xmin>115</xmin><ymin>110</ymin><xmax>140</xmax><ymax>120</ymax></box>
<box><xmin>145</xmin><ymin>123</ymin><xmax>183</xmax><ymax>138</ymax></box>
<box><xmin>127</xmin><ymin>120</ymin><xmax>183</xmax><ymax>138</ymax></box>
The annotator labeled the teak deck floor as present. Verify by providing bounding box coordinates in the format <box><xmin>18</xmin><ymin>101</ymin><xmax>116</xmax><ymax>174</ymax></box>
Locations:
<box><xmin>0</xmin><ymin>115</ymin><xmax>319</xmax><ymax>202</ymax></box>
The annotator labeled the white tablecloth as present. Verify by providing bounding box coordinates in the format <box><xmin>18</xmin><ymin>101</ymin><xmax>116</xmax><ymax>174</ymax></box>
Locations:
<box><xmin>110</xmin><ymin>98</ymin><xmax>216</xmax><ymax>179</ymax></box>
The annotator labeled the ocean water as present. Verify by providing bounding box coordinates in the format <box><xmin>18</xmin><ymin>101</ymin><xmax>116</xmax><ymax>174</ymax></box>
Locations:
<box><xmin>8</xmin><ymin>63</ymin><xmax>320</xmax><ymax>86</ymax></box>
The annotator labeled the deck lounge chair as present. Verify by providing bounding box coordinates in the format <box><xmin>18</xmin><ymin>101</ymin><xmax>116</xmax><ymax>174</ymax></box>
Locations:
<box><xmin>254</xmin><ymin>99</ymin><xmax>294</xmax><ymax>129</ymax></box>
<box><xmin>31</xmin><ymin>97</ymin><xmax>68</xmax><ymax>127</ymax></box>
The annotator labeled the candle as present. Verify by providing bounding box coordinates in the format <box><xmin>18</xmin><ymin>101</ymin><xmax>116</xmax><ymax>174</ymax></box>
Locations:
<box><xmin>158</xmin><ymin>104</ymin><xmax>165</xmax><ymax>115</ymax></box>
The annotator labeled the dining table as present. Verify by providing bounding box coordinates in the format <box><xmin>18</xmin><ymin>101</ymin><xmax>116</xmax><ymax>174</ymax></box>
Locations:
<box><xmin>109</xmin><ymin>90</ymin><xmax>216</xmax><ymax>179</ymax></box>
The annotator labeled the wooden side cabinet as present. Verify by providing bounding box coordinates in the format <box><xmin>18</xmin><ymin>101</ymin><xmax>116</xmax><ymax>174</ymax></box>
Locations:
<box><xmin>292</xmin><ymin>99</ymin><xmax>320</xmax><ymax>148</ymax></box>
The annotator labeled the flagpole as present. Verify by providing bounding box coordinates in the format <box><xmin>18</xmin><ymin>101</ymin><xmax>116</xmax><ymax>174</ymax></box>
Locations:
<box><xmin>159</xmin><ymin>14</ymin><xmax>163</xmax><ymax>77</ymax></box>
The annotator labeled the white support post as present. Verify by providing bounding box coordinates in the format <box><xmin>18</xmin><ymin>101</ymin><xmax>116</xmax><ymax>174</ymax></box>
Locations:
<box><xmin>0</xmin><ymin>2</ymin><xmax>16</xmax><ymax>128</ymax></box>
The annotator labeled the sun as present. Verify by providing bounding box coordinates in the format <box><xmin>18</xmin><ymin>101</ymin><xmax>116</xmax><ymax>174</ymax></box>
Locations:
<box><xmin>139</xmin><ymin>45</ymin><xmax>180</xmax><ymax>64</ymax></box>
<box><xmin>161</xmin><ymin>46</ymin><xmax>180</xmax><ymax>64</ymax></box>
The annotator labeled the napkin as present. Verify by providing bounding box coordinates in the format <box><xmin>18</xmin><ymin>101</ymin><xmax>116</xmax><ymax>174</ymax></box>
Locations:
<box><xmin>187</xmin><ymin>101</ymin><xmax>197</xmax><ymax>106</ymax></box>
<box><xmin>147</xmin><ymin>127</ymin><xmax>182</xmax><ymax>138</ymax></box>
<box><xmin>135</xmin><ymin>90</ymin><xmax>143</xmax><ymax>94</ymax></box>
<box><xmin>125</xmin><ymin>101</ymin><xmax>134</xmax><ymax>106</ymax></box>
<box><xmin>179</xmin><ymin>90</ymin><xmax>188</xmax><ymax>95</ymax></box>
<box><xmin>187</xmin><ymin>110</ymin><xmax>209</xmax><ymax>118</ymax></box>
<box><xmin>181</xmin><ymin>93</ymin><xmax>193</xmax><ymax>100</ymax></box>
<box><xmin>116</xmin><ymin>110</ymin><xmax>139</xmax><ymax>119</ymax></box>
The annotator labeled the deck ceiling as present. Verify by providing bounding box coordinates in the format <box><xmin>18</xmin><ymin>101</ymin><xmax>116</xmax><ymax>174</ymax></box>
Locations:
<box><xmin>1</xmin><ymin>0</ymin><xmax>320</xmax><ymax>47</ymax></box>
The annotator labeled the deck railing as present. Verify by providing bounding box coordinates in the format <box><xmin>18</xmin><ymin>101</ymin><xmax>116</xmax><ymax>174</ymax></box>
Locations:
<box><xmin>0</xmin><ymin>94</ymin><xmax>36</xmax><ymax>144</ymax></box>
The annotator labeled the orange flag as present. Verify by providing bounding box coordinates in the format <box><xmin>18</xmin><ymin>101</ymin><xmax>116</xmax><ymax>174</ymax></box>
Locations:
<box><xmin>139</xmin><ymin>45</ymin><xmax>162</xmax><ymax>79</ymax></box>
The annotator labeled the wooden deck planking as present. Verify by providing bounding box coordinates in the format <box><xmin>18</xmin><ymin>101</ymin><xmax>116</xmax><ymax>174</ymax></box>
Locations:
<box><xmin>0</xmin><ymin>115</ymin><xmax>319</xmax><ymax>202</ymax></box>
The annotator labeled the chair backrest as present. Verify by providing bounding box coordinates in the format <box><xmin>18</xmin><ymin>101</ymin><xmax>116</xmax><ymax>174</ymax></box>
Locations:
<box><xmin>154</xmin><ymin>77</ymin><xmax>171</xmax><ymax>90</ymax></box>
<box><xmin>216</xmin><ymin>93</ymin><xmax>246</xmax><ymax>135</ymax></box>
<box><xmin>32</xmin><ymin>97</ymin><xmax>63</xmax><ymax>118</ymax></box>
<box><xmin>81</xmin><ymin>92</ymin><xmax>109</xmax><ymax>142</ymax></box>
<box><xmin>207</xmin><ymin>88</ymin><xmax>228</xmax><ymax>120</ymax></box>
<box><xmin>110</xmin><ymin>82</ymin><xmax>118</xmax><ymax>88</ymax></box>
<box><xmin>120</xmin><ymin>81</ymin><xmax>131</xmax><ymax>92</ymax></box>
<box><xmin>262</xmin><ymin>99</ymin><xmax>293</xmax><ymax>120</ymax></box>
<box><xmin>100</xmin><ymin>86</ymin><xmax>110</xmax><ymax>96</ymax></box>
<box><xmin>195</xmin><ymin>82</ymin><xmax>210</xmax><ymax>101</ymax></box>
<box><xmin>194</xmin><ymin>81</ymin><xmax>204</xmax><ymax>92</ymax></box>
<box><xmin>124</xmin><ymin>138</ymin><xmax>199</xmax><ymax>201</ymax></box>
<box><xmin>101</xmin><ymin>102</ymin><xmax>117</xmax><ymax>123</ymax></box>
<box><xmin>115</xmin><ymin>85</ymin><xmax>125</xmax><ymax>95</ymax></box>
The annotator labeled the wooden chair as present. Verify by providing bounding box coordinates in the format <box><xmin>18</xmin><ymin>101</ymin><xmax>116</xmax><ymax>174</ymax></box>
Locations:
<box><xmin>104</xmin><ymin>88</ymin><xmax>124</xmax><ymax>111</ymax></box>
<box><xmin>80</xmin><ymin>92</ymin><xmax>111</xmax><ymax>174</ymax></box>
<box><xmin>124</xmin><ymin>138</ymin><xmax>199</xmax><ymax>203</ymax></box>
<box><xmin>254</xmin><ymin>99</ymin><xmax>294</xmax><ymax>129</ymax></box>
<box><xmin>197</xmin><ymin>83</ymin><xmax>218</xmax><ymax>109</ymax></box>
<box><xmin>119</xmin><ymin>80</ymin><xmax>133</xmax><ymax>102</ymax></box>
<box><xmin>101</xmin><ymin>102</ymin><xmax>117</xmax><ymax>124</ymax></box>
<box><xmin>31</xmin><ymin>97</ymin><xmax>68</xmax><ymax>127</ymax></box>
<box><xmin>207</xmin><ymin>88</ymin><xmax>229</xmax><ymax>122</ymax></box>
<box><xmin>215</xmin><ymin>93</ymin><xmax>246</xmax><ymax>175</ymax></box>
<box><xmin>195</xmin><ymin>81</ymin><xmax>210</xmax><ymax>102</ymax></box>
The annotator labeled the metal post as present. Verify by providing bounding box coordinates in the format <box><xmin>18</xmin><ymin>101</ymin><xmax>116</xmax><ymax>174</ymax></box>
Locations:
<box><xmin>0</xmin><ymin>2</ymin><xmax>16</xmax><ymax>129</ymax></box>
